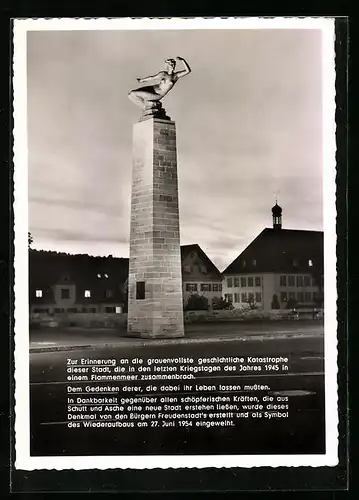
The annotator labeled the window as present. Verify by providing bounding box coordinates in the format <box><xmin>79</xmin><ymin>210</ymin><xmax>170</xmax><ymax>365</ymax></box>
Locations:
<box><xmin>105</xmin><ymin>306</ymin><xmax>116</xmax><ymax>313</ymax></box>
<box><xmin>234</xmin><ymin>293</ymin><xmax>240</xmax><ymax>303</ymax></box>
<box><xmin>67</xmin><ymin>307</ymin><xmax>78</xmax><ymax>313</ymax></box>
<box><xmin>226</xmin><ymin>277</ymin><xmax>232</xmax><ymax>288</ymax></box>
<box><xmin>308</xmin><ymin>259</ymin><xmax>313</xmax><ymax>267</ymax></box>
<box><xmin>84</xmin><ymin>290</ymin><xmax>91</xmax><ymax>298</ymax></box>
<box><xmin>296</xmin><ymin>276</ymin><xmax>303</xmax><ymax>287</ymax></box>
<box><xmin>305</xmin><ymin>291</ymin><xmax>312</xmax><ymax>302</ymax></box>
<box><xmin>255</xmin><ymin>292</ymin><xmax>262</xmax><ymax>303</ymax></box>
<box><xmin>253</xmin><ymin>259</ymin><xmax>257</xmax><ymax>267</ymax></box>
<box><xmin>297</xmin><ymin>292</ymin><xmax>304</xmax><ymax>302</ymax></box>
<box><xmin>105</xmin><ymin>289</ymin><xmax>114</xmax><ymax>298</ymax></box>
<box><xmin>35</xmin><ymin>289</ymin><xmax>42</xmax><ymax>298</ymax></box>
<box><xmin>225</xmin><ymin>293</ymin><xmax>233</xmax><ymax>303</ymax></box>
<box><xmin>304</xmin><ymin>276</ymin><xmax>310</xmax><ymax>286</ymax></box>
<box><xmin>90</xmin><ymin>307</ymin><xmax>97</xmax><ymax>313</ymax></box>
<box><xmin>136</xmin><ymin>281</ymin><xmax>145</xmax><ymax>300</ymax></box>
<box><xmin>248</xmin><ymin>277</ymin><xmax>254</xmax><ymax>287</ymax></box>
<box><xmin>61</xmin><ymin>288</ymin><xmax>70</xmax><ymax>299</ymax></box>
<box><xmin>248</xmin><ymin>292</ymin><xmax>254</xmax><ymax>302</ymax></box>
<box><xmin>212</xmin><ymin>283</ymin><xmax>219</xmax><ymax>292</ymax></box>
<box><xmin>115</xmin><ymin>306</ymin><xmax>123</xmax><ymax>314</ymax></box>
<box><xmin>186</xmin><ymin>283</ymin><xmax>197</xmax><ymax>292</ymax></box>
<box><xmin>201</xmin><ymin>266</ymin><xmax>207</xmax><ymax>273</ymax></box>
<box><xmin>219</xmin><ymin>284</ymin><xmax>222</xmax><ymax>292</ymax></box>
<box><xmin>241</xmin><ymin>292</ymin><xmax>247</xmax><ymax>303</ymax></box>
<box><xmin>240</xmin><ymin>277</ymin><xmax>247</xmax><ymax>287</ymax></box>
<box><xmin>96</xmin><ymin>272</ymin><xmax>109</xmax><ymax>279</ymax></box>
<box><xmin>288</xmin><ymin>275</ymin><xmax>295</xmax><ymax>287</ymax></box>
<box><xmin>280</xmin><ymin>291</ymin><xmax>288</xmax><ymax>302</ymax></box>
<box><xmin>280</xmin><ymin>275</ymin><xmax>287</xmax><ymax>286</ymax></box>
<box><xmin>242</xmin><ymin>260</ymin><xmax>246</xmax><ymax>268</ymax></box>
<box><xmin>201</xmin><ymin>283</ymin><xmax>212</xmax><ymax>292</ymax></box>
<box><xmin>54</xmin><ymin>308</ymin><xmax>62</xmax><ymax>313</ymax></box>
<box><xmin>255</xmin><ymin>277</ymin><xmax>261</xmax><ymax>287</ymax></box>
<box><xmin>289</xmin><ymin>291</ymin><xmax>296</xmax><ymax>300</ymax></box>
<box><xmin>234</xmin><ymin>277</ymin><xmax>239</xmax><ymax>287</ymax></box>
<box><xmin>293</xmin><ymin>259</ymin><xmax>298</xmax><ymax>267</ymax></box>
<box><xmin>313</xmin><ymin>291</ymin><xmax>317</xmax><ymax>301</ymax></box>
<box><xmin>184</xmin><ymin>265</ymin><xmax>191</xmax><ymax>273</ymax></box>
<box><xmin>82</xmin><ymin>307</ymin><xmax>87</xmax><ymax>313</ymax></box>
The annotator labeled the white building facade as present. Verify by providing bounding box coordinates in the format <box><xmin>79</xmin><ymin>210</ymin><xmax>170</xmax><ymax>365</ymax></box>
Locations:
<box><xmin>222</xmin><ymin>204</ymin><xmax>324</xmax><ymax>312</ymax></box>
<box><xmin>222</xmin><ymin>272</ymin><xmax>321</xmax><ymax>310</ymax></box>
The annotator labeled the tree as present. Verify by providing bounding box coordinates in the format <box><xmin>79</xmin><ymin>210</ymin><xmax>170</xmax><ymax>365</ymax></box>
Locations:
<box><xmin>271</xmin><ymin>294</ymin><xmax>280</xmax><ymax>309</ymax></box>
<box><xmin>309</xmin><ymin>260</ymin><xmax>324</xmax><ymax>308</ymax></box>
<box><xmin>286</xmin><ymin>298</ymin><xmax>298</xmax><ymax>310</ymax></box>
<box><xmin>245</xmin><ymin>295</ymin><xmax>258</xmax><ymax>310</ymax></box>
<box><xmin>28</xmin><ymin>232</ymin><xmax>33</xmax><ymax>249</ymax></box>
<box><xmin>184</xmin><ymin>293</ymin><xmax>209</xmax><ymax>311</ymax></box>
<box><xmin>212</xmin><ymin>296</ymin><xmax>233</xmax><ymax>310</ymax></box>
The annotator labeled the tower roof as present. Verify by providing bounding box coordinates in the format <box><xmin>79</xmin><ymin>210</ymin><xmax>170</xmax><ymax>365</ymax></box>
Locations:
<box><xmin>272</xmin><ymin>202</ymin><xmax>282</xmax><ymax>217</ymax></box>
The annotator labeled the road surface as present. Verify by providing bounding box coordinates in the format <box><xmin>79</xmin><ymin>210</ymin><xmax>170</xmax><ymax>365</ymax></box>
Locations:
<box><xmin>29</xmin><ymin>321</ymin><xmax>325</xmax><ymax>456</ymax></box>
<box><xmin>30</xmin><ymin>319</ymin><xmax>324</xmax><ymax>350</ymax></box>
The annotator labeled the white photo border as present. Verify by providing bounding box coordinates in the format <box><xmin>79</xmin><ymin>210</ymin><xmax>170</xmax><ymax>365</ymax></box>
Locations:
<box><xmin>13</xmin><ymin>16</ymin><xmax>338</xmax><ymax>470</ymax></box>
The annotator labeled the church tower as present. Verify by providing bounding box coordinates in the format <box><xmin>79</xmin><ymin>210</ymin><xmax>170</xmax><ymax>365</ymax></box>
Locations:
<box><xmin>272</xmin><ymin>202</ymin><xmax>282</xmax><ymax>230</ymax></box>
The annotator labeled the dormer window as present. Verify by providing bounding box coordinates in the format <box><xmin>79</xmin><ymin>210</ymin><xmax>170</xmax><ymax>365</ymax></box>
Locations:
<box><xmin>253</xmin><ymin>259</ymin><xmax>257</xmax><ymax>267</ymax></box>
<box><xmin>293</xmin><ymin>259</ymin><xmax>298</xmax><ymax>267</ymax></box>
<box><xmin>36</xmin><ymin>289</ymin><xmax>42</xmax><ymax>298</ymax></box>
<box><xmin>308</xmin><ymin>259</ymin><xmax>313</xmax><ymax>267</ymax></box>
<box><xmin>84</xmin><ymin>290</ymin><xmax>91</xmax><ymax>298</ymax></box>
<box><xmin>242</xmin><ymin>260</ymin><xmax>246</xmax><ymax>268</ymax></box>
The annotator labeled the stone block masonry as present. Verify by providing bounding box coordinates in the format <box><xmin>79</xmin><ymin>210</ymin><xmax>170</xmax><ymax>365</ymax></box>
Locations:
<box><xmin>127</xmin><ymin>118</ymin><xmax>185</xmax><ymax>338</ymax></box>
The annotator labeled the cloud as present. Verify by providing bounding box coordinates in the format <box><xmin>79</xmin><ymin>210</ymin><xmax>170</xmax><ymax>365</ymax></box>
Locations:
<box><xmin>29</xmin><ymin>195</ymin><xmax>124</xmax><ymax>217</ymax></box>
<box><xmin>32</xmin><ymin>226</ymin><xmax>129</xmax><ymax>245</ymax></box>
<box><xmin>26</xmin><ymin>28</ymin><xmax>324</xmax><ymax>270</ymax></box>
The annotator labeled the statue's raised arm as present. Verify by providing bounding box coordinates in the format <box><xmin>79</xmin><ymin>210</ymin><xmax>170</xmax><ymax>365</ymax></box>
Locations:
<box><xmin>174</xmin><ymin>56</ymin><xmax>191</xmax><ymax>79</ymax></box>
<box><xmin>128</xmin><ymin>57</ymin><xmax>191</xmax><ymax>121</ymax></box>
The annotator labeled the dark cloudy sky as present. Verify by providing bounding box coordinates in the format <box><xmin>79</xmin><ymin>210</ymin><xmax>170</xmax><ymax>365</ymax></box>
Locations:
<box><xmin>27</xmin><ymin>28</ymin><xmax>323</xmax><ymax>271</ymax></box>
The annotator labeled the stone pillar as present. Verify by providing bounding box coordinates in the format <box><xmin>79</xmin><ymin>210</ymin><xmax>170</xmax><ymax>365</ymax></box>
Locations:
<box><xmin>127</xmin><ymin>118</ymin><xmax>184</xmax><ymax>338</ymax></box>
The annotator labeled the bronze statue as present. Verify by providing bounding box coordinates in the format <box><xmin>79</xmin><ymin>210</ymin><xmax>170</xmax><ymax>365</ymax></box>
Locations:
<box><xmin>128</xmin><ymin>57</ymin><xmax>191</xmax><ymax>120</ymax></box>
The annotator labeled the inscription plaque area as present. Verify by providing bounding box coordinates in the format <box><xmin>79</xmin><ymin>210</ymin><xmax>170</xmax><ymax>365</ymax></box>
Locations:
<box><xmin>127</xmin><ymin>118</ymin><xmax>184</xmax><ymax>338</ymax></box>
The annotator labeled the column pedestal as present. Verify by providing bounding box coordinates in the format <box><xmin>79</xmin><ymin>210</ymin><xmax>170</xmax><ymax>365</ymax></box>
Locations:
<box><xmin>127</xmin><ymin>118</ymin><xmax>184</xmax><ymax>338</ymax></box>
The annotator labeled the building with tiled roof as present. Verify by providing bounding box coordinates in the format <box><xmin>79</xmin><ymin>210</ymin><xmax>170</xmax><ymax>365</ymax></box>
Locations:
<box><xmin>222</xmin><ymin>204</ymin><xmax>324</xmax><ymax>311</ymax></box>
<box><xmin>180</xmin><ymin>244</ymin><xmax>223</xmax><ymax>305</ymax></box>
<box><xmin>29</xmin><ymin>244</ymin><xmax>223</xmax><ymax>314</ymax></box>
<box><xmin>30</xmin><ymin>251</ymin><xmax>129</xmax><ymax>314</ymax></box>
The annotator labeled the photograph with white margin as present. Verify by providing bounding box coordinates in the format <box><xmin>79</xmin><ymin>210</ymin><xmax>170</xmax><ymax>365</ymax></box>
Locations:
<box><xmin>13</xmin><ymin>17</ymin><xmax>338</xmax><ymax>470</ymax></box>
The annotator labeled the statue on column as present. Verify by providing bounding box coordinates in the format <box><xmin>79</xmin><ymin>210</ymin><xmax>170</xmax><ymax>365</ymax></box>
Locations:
<box><xmin>128</xmin><ymin>57</ymin><xmax>191</xmax><ymax>120</ymax></box>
